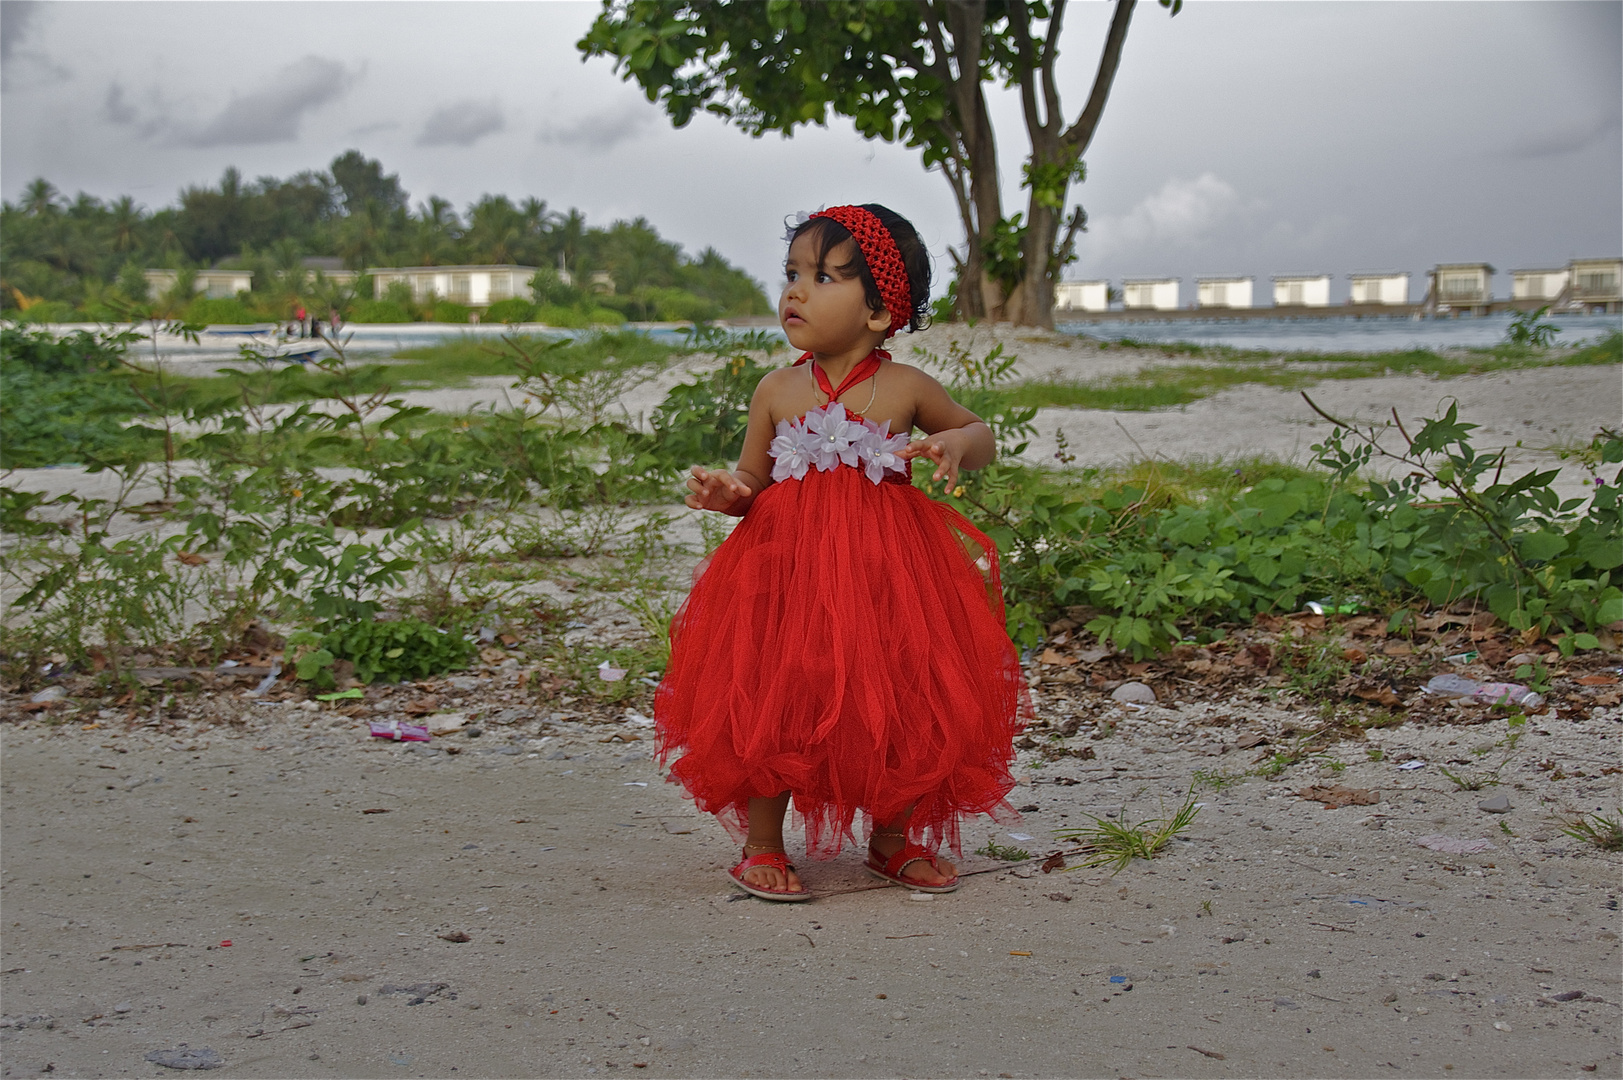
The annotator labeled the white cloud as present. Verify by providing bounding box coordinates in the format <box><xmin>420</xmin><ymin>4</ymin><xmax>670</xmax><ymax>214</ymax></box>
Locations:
<box><xmin>417</xmin><ymin>100</ymin><xmax>504</xmax><ymax>147</ymax></box>
<box><xmin>1085</xmin><ymin>173</ymin><xmax>1254</xmax><ymax>259</ymax></box>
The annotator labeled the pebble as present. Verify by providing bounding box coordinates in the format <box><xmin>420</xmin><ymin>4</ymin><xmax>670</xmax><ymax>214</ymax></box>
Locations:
<box><xmin>908</xmin><ymin>891</ymin><xmax>934</xmax><ymax>902</ymax></box>
<box><xmin>1477</xmin><ymin>794</ymin><xmax>1513</xmax><ymax>814</ymax></box>
<box><xmin>1110</xmin><ymin>681</ymin><xmax>1157</xmax><ymax>704</ymax></box>
<box><xmin>890</xmin><ymin>1011</ymin><xmax>907</xmax><ymax>1020</ymax></box>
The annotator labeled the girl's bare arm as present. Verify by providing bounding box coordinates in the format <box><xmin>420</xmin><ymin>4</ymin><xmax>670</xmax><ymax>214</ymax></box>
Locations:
<box><xmin>684</xmin><ymin>373</ymin><xmax>784</xmax><ymax>515</ymax></box>
<box><xmin>901</xmin><ymin>368</ymin><xmax>994</xmax><ymax>488</ymax></box>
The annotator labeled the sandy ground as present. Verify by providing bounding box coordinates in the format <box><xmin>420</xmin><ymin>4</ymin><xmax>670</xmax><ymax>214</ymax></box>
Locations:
<box><xmin>2</xmin><ymin>670</ymin><xmax>1620</xmax><ymax>1079</ymax></box>
<box><xmin>4</xmin><ymin>326</ymin><xmax>1621</xmax><ymax>1079</ymax></box>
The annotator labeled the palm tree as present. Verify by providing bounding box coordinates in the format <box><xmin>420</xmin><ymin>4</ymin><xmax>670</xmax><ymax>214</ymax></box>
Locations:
<box><xmin>22</xmin><ymin>179</ymin><xmax>60</xmax><ymax>217</ymax></box>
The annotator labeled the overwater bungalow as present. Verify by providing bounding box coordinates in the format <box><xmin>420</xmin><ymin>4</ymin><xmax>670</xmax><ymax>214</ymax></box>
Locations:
<box><xmin>1122</xmin><ymin>277</ymin><xmax>1180</xmax><ymax>311</ymax></box>
<box><xmin>1196</xmin><ymin>276</ymin><xmax>1253</xmax><ymax>309</ymax></box>
<box><xmin>1272</xmin><ymin>274</ymin><xmax>1331</xmax><ymax>308</ymax></box>
<box><xmin>1426</xmin><ymin>263</ymin><xmax>1495</xmax><ymax>315</ymax></box>
<box><xmin>1567</xmin><ymin>258</ymin><xmax>1622</xmax><ymax>314</ymax></box>
<box><xmin>1348</xmin><ymin>272</ymin><xmax>1409</xmax><ymax>306</ymax></box>
<box><xmin>1054</xmin><ymin>280</ymin><xmax>1110</xmax><ymax>313</ymax></box>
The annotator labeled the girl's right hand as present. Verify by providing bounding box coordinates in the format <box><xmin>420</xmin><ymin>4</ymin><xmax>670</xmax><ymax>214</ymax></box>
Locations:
<box><xmin>685</xmin><ymin>466</ymin><xmax>752</xmax><ymax>511</ymax></box>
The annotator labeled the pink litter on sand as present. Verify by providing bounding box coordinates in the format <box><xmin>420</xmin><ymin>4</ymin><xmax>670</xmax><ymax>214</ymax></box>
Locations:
<box><xmin>1415</xmin><ymin>834</ymin><xmax>1495</xmax><ymax>854</ymax></box>
<box><xmin>369</xmin><ymin>720</ymin><xmax>430</xmax><ymax>742</ymax></box>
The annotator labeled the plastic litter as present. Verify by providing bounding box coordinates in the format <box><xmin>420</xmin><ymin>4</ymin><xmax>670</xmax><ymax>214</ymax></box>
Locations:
<box><xmin>1008</xmin><ymin>832</ymin><xmax>1035</xmax><ymax>842</ymax></box>
<box><xmin>1303</xmin><ymin>596</ymin><xmax>1362</xmax><ymax>615</ymax></box>
<box><xmin>248</xmin><ymin>662</ymin><xmax>282</xmax><ymax>696</ymax></box>
<box><xmin>1397</xmin><ymin>760</ymin><xmax>1427</xmax><ymax>770</ymax></box>
<box><xmin>1443</xmin><ymin>650</ymin><xmax>1480</xmax><ymax>665</ymax></box>
<box><xmin>597</xmin><ymin>661</ymin><xmax>627</xmax><ymax>682</ymax></box>
<box><xmin>368</xmin><ymin>720</ymin><xmax>430</xmax><ymax>742</ymax></box>
<box><xmin>29</xmin><ymin>685</ymin><xmax>66</xmax><ymax>704</ymax></box>
<box><xmin>624</xmin><ymin>709</ymin><xmax>655</xmax><ymax>728</ymax></box>
<box><xmin>316</xmin><ymin>687</ymin><xmax>364</xmax><ymax>701</ymax></box>
<box><xmin>1423</xmin><ymin>673</ymin><xmax>1543</xmax><ymax>708</ymax></box>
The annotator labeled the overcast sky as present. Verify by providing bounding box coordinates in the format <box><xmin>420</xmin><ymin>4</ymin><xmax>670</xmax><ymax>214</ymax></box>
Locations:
<box><xmin>3</xmin><ymin>0</ymin><xmax>1618</xmax><ymax>302</ymax></box>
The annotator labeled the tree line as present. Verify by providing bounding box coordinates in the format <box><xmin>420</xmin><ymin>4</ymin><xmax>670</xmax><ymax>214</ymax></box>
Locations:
<box><xmin>0</xmin><ymin>150</ymin><xmax>771</xmax><ymax>325</ymax></box>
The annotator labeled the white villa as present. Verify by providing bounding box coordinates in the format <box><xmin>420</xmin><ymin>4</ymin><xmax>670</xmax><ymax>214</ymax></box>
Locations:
<box><xmin>1195</xmin><ymin>276</ymin><xmax>1253</xmax><ymax>309</ymax></box>
<box><xmin>143</xmin><ymin>268</ymin><xmax>253</xmax><ymax>299</ymax></box>
<box><xmin>1272</xmin><ymin>274</ymin><xmax>1331</xmax><ymax>307</ymax></box>
<box><xmin>1348</xmin><ymin>272</ymin><xmax>1410</xmax><ymax>305</ymax></box>
<box><xmin>1054</xmin><ymin>280</ymin><xmax>1110</xmax><ymax>313</ymax></box>
<box><xmin>1569</xmin><ymin>258</ymin><xmax>1622</xmax><ymax>312</ymax></box>
<box><xmin>1511</xmin><ymin>268</ymin><xmax>1568</xmax><ymax>303</ymax></box>
<box><xmin>367</xmin><ymin>265</ymin><xmax>539</xmax><ymax>307</ymax></box>
<box><xmin>1428</xmin><ymin>263</ymin><xmax>1494</xmax><ymax>311</ymax></box>
<box><xmin>1121</xmin><ymin>277</ymin><xmax>1179</xmax><ymax>311</ymax></box>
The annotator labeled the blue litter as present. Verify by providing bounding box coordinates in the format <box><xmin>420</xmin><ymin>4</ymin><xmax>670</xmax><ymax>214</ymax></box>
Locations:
<box><xmin>1348</xmin><ymin>899</ymin><xmax>1369</xmax><ymax>905</ymax></box>
<box><xmin>1108</xmin><ymin>975</ymin><xmax>1127</xmax><ymax>984</ymax></box>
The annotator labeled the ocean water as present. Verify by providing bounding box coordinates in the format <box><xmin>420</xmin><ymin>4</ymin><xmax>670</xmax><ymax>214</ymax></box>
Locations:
<box><xmin>1055</xmin><ymin>311</ymin><xmax>1620</xmax><ymax>354</ymax></box>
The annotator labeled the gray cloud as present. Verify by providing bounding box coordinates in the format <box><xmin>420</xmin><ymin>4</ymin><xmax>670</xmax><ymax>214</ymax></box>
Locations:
<box><xmin>1</xmin><ymin>0</ymin><xmax>68</xmax><ymax>89</ymax></box>
<box><xmin>102</xmin><ymin>82</ymin><xmax>138</xmax><ymax>125</ymax></box>
<box><xmin>1</xmin><ymin>0</ymin><xmax>40</xmax><ymax>64</ymax></box>
<box><xmin>537</xmin><ymin>103</ymin><xmax>653</xmax><ymax>151</ymax></box>
<box><xmin>417</xmin><ymin>100</ymin><xmax>504</xmax><ymax>147</ymax></box>
<box><xmin>1506</xmin><ymin>111</ymin><xmax>1622</xmax><ymax>159</ymax></box>
<box><xmin>177</xmin><ymin>56</ymin><xmax>356</xmax><ymax>147</ymax></box>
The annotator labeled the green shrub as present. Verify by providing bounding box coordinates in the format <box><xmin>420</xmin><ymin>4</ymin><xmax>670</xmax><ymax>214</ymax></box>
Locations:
<box><xmin>535</xmin><ymin>304</ymin><xmax>626</xmax><ymax>328</ymax></box>
<box><xmin>430</xmin><ymin>301</ymin><xmax>472</xmax><ymax>324</ymax></box>
<box><xmin>183</xmin><ymin>296</ymin><xmax>260</xmax><ymax>325</ymax></box>
<box><xmin>318</xmin><ymin>617</ymin><xmax>477</xmax><ymax>684</ymax></box>
<box><xmin>484</xmin><ymin>297</ymin><xmax>537</xmax><ymax>323</ymax></box>
<box><xmin>348</xmin><ymin>299</ymin><xmax>413</xmax><ymax>323</ymax></box>
<box><xmin>0</xmin><ymin>325</ymin><xmax>146</xmax><ymax>468</ymax></box>
<box><xmin>13</xmin><ymin>300</ymin><xmax>79</xmax><ymax>323</ymax></box>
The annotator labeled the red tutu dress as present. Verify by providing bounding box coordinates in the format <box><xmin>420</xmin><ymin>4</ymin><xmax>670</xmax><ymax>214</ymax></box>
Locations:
<box><xmin>655</xmin><ymin>356</ymin><xmax>1030</xmax><ymax>859</ymax></box>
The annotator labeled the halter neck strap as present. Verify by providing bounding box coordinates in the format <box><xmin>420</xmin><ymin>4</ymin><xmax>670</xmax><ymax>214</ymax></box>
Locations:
<box><xmin>793</xmin><ymin>348</ymin><xmax>887</xmax><ymax>403</ymax></box>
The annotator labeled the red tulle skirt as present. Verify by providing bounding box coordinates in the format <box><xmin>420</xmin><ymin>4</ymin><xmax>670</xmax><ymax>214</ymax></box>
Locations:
<box><xmin>655</xmin><ymin>465</ymin><xmax>1030</xmax><ymax>859</ymax></box>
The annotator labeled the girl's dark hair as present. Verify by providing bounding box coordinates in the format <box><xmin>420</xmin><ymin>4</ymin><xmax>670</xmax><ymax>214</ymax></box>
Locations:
<box><xmin>786</xmin><ymin>204</ymin><xmax>932</xmax><ymax>333</ymax></box>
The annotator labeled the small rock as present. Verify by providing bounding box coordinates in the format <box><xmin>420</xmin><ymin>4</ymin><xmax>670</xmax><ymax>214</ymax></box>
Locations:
<box><xmin>356</xmin><ymin>995</ymin><xmax>367</xmax><ymax>1005</ymax></box>
<box><xmin>1507</xmin><ymin>652</ymin><xmax>1540</xmax><ymax>667</ymax></box>
<box><xmin>113</xmin><ymin>1001</ymin><xmax>131</xmax><ymax>1013</ymax></box>
<box><xmin>1477</xmin><ymin>794</ymin><xmax>1512</xmax><ymax>814</ymax></box>
<box><xmin>908</xmin><ymin>891</ymin><xmax>934</xmax><ymax>902</ymax></box>
<box><xmin>1548</xmin><ymin>989</ymin><xmax>1584</xmax><ymax>1002</ymax></box>
<box><xmin>427</xmin><ymin>712</ymin><xmax>468</xmax><ymax>734</ymax></box>
<box><xmin>144</xmin><ymin>1046</ymin><xmax>224</xmax><ymax>1070</ymax></box>
<box><xmin>1493</xmin><ymin>1021</ymin><xmax>1511</xmax><ymax>1032</ymax></box>
<box><xmin>1110</xmin><ymin>681</ymin><xmax>1157</xmax><ymax>704</ymax></box>
<box><xmin>29</xmin><ymin>686</ymin><xmax>67</xmax><ymax>703</ymax></box>
<box><xmin>1272</xmin><ymin>997</ymin><xmax>1300</xmax><ymax>1010</ymax></box>
<box><xmin>890</xmin><ymin>1011</ymin><xmax>907</xmax><ymax>1020</ymax></box>
<box><xmin>448</xmin><ymin>676</ymin><xmax>482</xmax><ymax>691</ymax></box>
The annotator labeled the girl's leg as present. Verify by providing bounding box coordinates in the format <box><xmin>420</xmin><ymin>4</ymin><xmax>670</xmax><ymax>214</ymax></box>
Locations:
<box><xmin>740</xmin><ymin>792</ymin><xmax>805</xmax><ymax>893</ymax></box>
<box><xmin>869</xmin><ymin>805</ymin><xmax>956</xmax><ymax>886</ymax></box>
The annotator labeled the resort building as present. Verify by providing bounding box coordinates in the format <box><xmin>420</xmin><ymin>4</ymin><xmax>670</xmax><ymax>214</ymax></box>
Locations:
<box><xmin>1427</xmin><ymin>263</ymin><xmax>1494</xmax><ymax>313</ymax></box>
<box><xmin>1567</xmin><ymin>258</ymin><xmax>1622</xmax><ymax>313</ymax></box>
<box><xmin>1195</xmin><ymin>276</ymin><xmax>1253</xmax><ymax>309</ymax></box>
<box><xmin>1121</xmin><ymin>277</ymin><xmax>1180</xmax><ymax>311</ymax></box>
<box><xmin>1054</xmin><ymin>279</ymin><xmax>1110</xmax><ymax>313</ymax></box>
<box><xmin>1348</xmin><ymin>272</ymin><xmax>1410</xmax><ymax>306</ymax></box>
<box><xmin>1510</xmin><ymin>267</ymin><xmax>1569</xmax><ymax>303</ymax></box>
<box><xmin>1272</xmin><ymin>275</ymin><xmax>1331</xmax><ymax>307</ymax></box>
<box><xmin>143</xmin><ymin>268</ymin><xmax>253</xmax><ymax>299</ymax></box>
<box><xmin>301</xmin><ymin>257</ymin><xmax>359</xmax><ymax>287</ymax></box>
<box><xmin>367</xmin><ymin>265</ymin><xmax>539</xmax><ymax>308</ymax></box>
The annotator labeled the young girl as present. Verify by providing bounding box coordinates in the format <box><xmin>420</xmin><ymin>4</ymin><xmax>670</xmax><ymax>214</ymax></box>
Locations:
<box><xmin>656</xmin><ymin>204</ymin><xmax>1028</xmax><ymax>900</ymax></box>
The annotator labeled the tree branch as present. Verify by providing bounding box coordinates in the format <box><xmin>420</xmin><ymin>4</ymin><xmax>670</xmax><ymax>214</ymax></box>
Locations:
<box><xmin>1061</xmin><ymin>0</ymin><xmax>1137</xmax><ymax>153</ymax></box>
<box><xmin>1041</xmin><ymin>0</ymin><xmax>1067</xmax><ymax>136</ymax></box>
<box><xmin>1007</xmin><ymin>2</ymin><xmax>1044</xmax><ymax>134</ymax></box>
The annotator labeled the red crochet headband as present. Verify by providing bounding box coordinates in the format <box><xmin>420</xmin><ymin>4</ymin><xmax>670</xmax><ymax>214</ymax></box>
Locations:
<box><xmin>809</xmin><ymin>205</ymin><xmax>913</xmax><ymax>336</ymax></box>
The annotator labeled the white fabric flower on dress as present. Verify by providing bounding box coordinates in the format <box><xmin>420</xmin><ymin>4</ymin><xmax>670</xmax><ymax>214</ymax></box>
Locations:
<box><xmin>769</xmin><ymin>418</ymin><xmax>816</xmax><ymax>482</ymax></box>
<box><xmin>767</xmin><ymin>404</ymin><xmax>912</xmax><ymax>487</ymax></box>
<box><xmin>804</xmin><ymin>402</ymin><xmax>863</xmax><ymax>470</ymax></box>
<box><xmin>861</xmin><ymin>420</ymin><xmax>911</xmax><ymax>485</ymax></box>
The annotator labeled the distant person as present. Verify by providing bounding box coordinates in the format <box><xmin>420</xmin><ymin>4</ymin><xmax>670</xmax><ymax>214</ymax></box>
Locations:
<box><xmin>659</xmin><ymin>204</ymin><xmax>1028</xmax><ymax>901</ymax></box>
<box><xmin>328</xmin><ymin>309</ymin><xmax>341</xmax><ymax>337</ymax></box>
<box><xmin>294</xmin><ymin>305</ymin><xmax>308</xmax><ymax>339</ymax></box>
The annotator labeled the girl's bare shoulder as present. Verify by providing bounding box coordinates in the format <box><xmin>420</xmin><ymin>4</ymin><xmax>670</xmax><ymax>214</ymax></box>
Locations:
<box><xmin>880</xmin><ymin>358</ymin><xmax>947</xmax><ymax>388</ymax></box>
<box><xmin>752</xmin><ymin>364</ymin><xmax>804</xmax><ymax>399</ymax></box>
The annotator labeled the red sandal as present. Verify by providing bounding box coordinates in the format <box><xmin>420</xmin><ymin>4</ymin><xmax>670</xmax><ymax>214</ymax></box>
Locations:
<box><xmin>865</xmin><ymin>840</ymin><xmax>961</xmax><ymax>893</ymax></box>
<box><xmin>727</xmin><ymin>850</ymin><xmax>814</xmax><ymax>902</ymax></box>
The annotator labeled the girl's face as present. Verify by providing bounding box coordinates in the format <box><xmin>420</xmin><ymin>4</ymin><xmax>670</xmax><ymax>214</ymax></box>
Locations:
<box><xmin>779</xmin><ymin>232</ymin><xmax>890</xmax><ymax>354</ymax></box>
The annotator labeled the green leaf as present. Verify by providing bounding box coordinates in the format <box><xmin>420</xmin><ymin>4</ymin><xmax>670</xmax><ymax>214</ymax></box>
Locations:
<box><xmin>1517</xmin><ymin>531</ymin><xmax>1567</xmax><ymax>561</ymax></box>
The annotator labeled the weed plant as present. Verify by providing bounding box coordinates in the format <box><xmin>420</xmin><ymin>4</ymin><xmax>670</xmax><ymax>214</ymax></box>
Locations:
<box><xmin>1056</xmin><ymin>789</ymin><xmax>1201</xmax><ymax>873</ymax></box>
<box><xmin>1557</xmin><ymin>810</ymin><xmax>1623</xmax><ymax>852</ymax></box>
<box><xmin>1438</xmin><ymin>714</ymin><xmax>1527</xmax><ymax>791</ymax></box>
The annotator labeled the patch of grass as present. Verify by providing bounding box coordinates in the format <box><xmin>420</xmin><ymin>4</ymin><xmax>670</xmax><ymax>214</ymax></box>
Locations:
<box><xmin>1056</xmin><ymin>789</ymin><xmax>1201</xmax><ymax>873</ymax></box>
<box><xmin>975</xmin><ymin>841</ymin><xmax>1032</xmax><ymax>861</ymax></box>
<box><xmin>1557</xmin><ymin>809</ymin><xmax>1623</xmax><ymax>852</ymax></box>
<box><xmin>1008</xmin><ymin>332</ymin><xmax>1620</xmax><ymax>414</ymax></box>
<box><xmin>1438</xmin><ymin>714</ymin><xmax>1526</xmax><ymax>791</ymax></box>
<box><xmin>1192</xmin><ymin>768</ymin><xmax>1246</xmax><ymax>792</ymax></box>
<box><xmin>390</xmin><ymin>329</ymin><xmax>679</xmax><ymax>389</ymax></box>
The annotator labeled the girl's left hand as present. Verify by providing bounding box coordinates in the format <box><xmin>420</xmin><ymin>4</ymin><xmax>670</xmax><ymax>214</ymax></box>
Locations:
<box><xmin>902</xmin><ymin>431</ymin><xmax>966</xmax><ymax>491</ymax></box>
